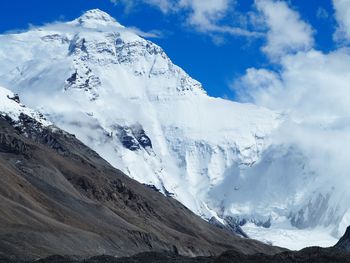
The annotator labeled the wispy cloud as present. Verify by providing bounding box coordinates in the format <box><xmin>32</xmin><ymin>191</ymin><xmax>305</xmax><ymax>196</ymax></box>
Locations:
<box><xmin>128</xmin><ymin>27</ymin><xmax>165</xmax><ymax>38</ymax></box>
<box><xmin>111</xmin><ymin>0</ymin><xmax>263</xmax><ymax>38</ymax></box>
<box><xmin>316</xmin><ymin>7</ymin><xmax>329</xmax><ymax>20</ymax></box>
<box><xmin>333</xmin><ymin>0</ymin><xmax>350</xmax><ymax>42</ymax></box>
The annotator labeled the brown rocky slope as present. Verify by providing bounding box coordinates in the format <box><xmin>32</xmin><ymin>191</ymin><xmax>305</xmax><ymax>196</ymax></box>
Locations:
<box><xmin>0</xmin><ymin>113</ymin><xmax>284</xmax><ymax>261</ymax></box>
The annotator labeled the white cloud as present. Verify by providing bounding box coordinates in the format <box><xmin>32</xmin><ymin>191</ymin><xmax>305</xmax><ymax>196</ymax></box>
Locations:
<box><xmin>333</xmin><ymin>0</ymin><xmax>350</xmax><ymax>42</ymax></box>
<box><xmin>112</xmin><ymin>0</ymin><xmax>262</xmax><ymax>38</ymax></box>
<box><xmin>234</xmin><ymin>1</ymin><xmax>350</xmax><ymax>119</ymax></box>
<box><xmin>128</xmin><ymin>27</ymin><xmax>165</xmax><ymax>38</ymax></box>
<box><xmin>254</xmin><ymin>0</ymin><xmax>314</xmax><ymax>60</ymax></box>
<box><xmin>110</xmin><ymin>0</ymin><xmax>173</xmax><ymax>13</ymax></box>
<box><xmin>235</xmin><ymin>49</ymin><xmax>350</xmax><ymax>120</ymax></box>
<box><xmin>178</xmin><ymin>0</ymin><xmax>231</xmax><ymax>30</ymax></box>
<box><xmin>232</xmin><ymin>2</ymin><xmax>350</xmax><ymax>235</ymax></box>
<box><xmin>233</xmin><ymin>68</ymin><xmax>283</xmax><ymax>105</ymax></box>
<box><xmin>144</xmin><ymin>0</ymin><xmax>175</xmax><ymax>13</ymax></box>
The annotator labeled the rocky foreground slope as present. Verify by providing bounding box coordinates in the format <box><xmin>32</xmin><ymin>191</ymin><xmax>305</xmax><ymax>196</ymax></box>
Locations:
<box><xmin>13</xmin><ymin>230</ymin><xmax>350</xmax><ymax>262</ymax></box>
<box><xmin>0</xmin><ymin>87</ymin><xmax>284</xmax><ymax>261</ymax></box>
<box><xmin>2</xmin><ymin>247</ymin><xmax>350</xmax><ymax>263</ymax></box>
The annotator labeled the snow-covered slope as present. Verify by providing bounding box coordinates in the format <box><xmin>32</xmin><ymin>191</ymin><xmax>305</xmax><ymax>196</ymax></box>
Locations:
<box><xmin>0</xmin><ymin>86</ymin><xmax>51</xmax><ymax>127</ymax></box>
<box><xmin>0</xmin><ymin>9</ymin><xmax>343</xmax><ymax>248</ymax></box>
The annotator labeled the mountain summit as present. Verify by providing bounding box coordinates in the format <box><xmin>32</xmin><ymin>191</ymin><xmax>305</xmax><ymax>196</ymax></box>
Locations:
<box><xmin>73</xmin><ymin>9</ymin><xmax>124</xmax><ymax>28</ymax></box>
<box><xmin>80</xmin><ymin>9</ymin><xmax>117</xmax><ymax>22</ymax></box>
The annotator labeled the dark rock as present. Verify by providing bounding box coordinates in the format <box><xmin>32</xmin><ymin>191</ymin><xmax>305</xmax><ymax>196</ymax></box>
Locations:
<box><xmin>119</xmin><ymin>131</ymin><xmax>140</xmax><ymax>151</ymax></box>
<box><xmin>143</xmin><ymin>184</ymin><xmax>161</xmax><ymax>192</ymax></box>
<box><xmin>133</xmin><ymin>129</ymin><xmax>152</xmax><ymax>149</ymax></box>
<box><xmin>0</xmin><ymin>132</ymin><xmax>28</xmax><ymax>155</ymax></box>
<box><xmin>34</xmin><ymin>255</ymin><xmax>79</xmax><ymax>263</ymax></box>
<box><xmin>214</xmin><ymin>247</ymin><xmax>350</xmax><ymax>263</ymax></box>
<box><xmin>209</xmin><ymin>217</ymin><xmax>248</xmax><ymax>238</ymax></box>
<box><xmin>30</xmin><ymin>247</ymin><xmax>350</xmax><ymax>263</ymax></box>
<box><xmin>116</xmin><ymin>125</ymin><xmax>153</xmax><ymax>152</ymax></box>
<box><xmin>335</xmin><ymin>226</ymin><xmax>350</xmax><ymax>251</ymax></box>
<box><xmin>6</xmin><ymin>94</ymin><xmax>20</xmax><ymax>103</ymax></box>
<box><xmin>66</xmin><ymin>71</ymin><xmax>78</xmax><ymax>85</ymax></box>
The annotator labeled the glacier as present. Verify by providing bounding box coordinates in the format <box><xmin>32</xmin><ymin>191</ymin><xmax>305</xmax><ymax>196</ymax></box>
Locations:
<box><xmin>0</xmin><ymin>9</ymin><xmax>346</xmax><ymax>249</ymax></box>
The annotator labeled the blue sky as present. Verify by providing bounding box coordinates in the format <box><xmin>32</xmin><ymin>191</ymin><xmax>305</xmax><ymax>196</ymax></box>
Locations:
<box><xmin>0</xmin><ymin>0</ymin><xmax>338</xmax><ymax>99</ymax></box>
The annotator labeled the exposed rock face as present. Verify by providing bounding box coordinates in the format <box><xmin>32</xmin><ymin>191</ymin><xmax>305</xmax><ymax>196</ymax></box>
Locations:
<box><xmin>115</xmin><ymin>125</ymin><xmax>153</xmax><ymax>152</ymax></box>
<box><xmin>214</xmin><ymin>247</ymin><xmax>350</xmax><ymax>263</ymax></box>
<box><xmin>208</xmin><ymin>217</ymin><xmax>248</xmax><ymax>238</ymax></box>
<box><xmin>0</xmin><ymin>109</ymin><xmax>284</xmax><ymax>261</ymax></box>
<box><xmin>335</xmin><ymin>226</ymin><xmax>350</xmax><ymax>251</ymax></box>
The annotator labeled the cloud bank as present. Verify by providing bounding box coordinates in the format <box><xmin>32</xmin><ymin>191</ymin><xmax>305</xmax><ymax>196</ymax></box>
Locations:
<box><xmin>232</xmin><ymin>0</ymin><xmax>350</xmax><ymax>235</ymax></box>
<box><xmin>235</xmin><ymin>0</ymin><xmax>350</xmax><ymax>124</ymax></box>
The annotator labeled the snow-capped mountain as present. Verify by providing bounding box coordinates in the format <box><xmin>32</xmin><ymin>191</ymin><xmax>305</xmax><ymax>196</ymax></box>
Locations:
<box><xmin>0</xmin><ymin>8</ymin><xmax>280</xmax><ymax>217</ymax></box>
<box><xmin>0</xmin><ymin>9</ymin><xmax>345</xmax><ymax>248</ymax></box>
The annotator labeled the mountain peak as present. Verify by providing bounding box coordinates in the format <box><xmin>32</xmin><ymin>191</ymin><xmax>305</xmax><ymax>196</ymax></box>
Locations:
<box><xmin>80</xmin><ymin>9</ymin><xmax>114</xmax><ymax>21</ymax></box>
<box><xmin>75</xmin><ymin>9</ymin><xmax>123</xmax><ymax>28</ymax></box>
